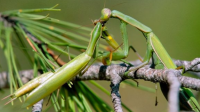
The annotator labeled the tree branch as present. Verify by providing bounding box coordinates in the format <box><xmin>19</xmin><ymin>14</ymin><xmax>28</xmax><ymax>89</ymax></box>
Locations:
<box><xmin>175</xmin><ymin>58</ymin><xmax>200</xmax><ymax>72</ymax></box>
<box><xmin>109</xmin><ymin>65</ymin><xmax>123</xmax><ymax>112</ymax></box>
<box><xmin>32</xmin><ymin>99</ymin><xmax>43</xmax><ymax>112</ymax></box>
<box><xmin>0</xmin><ymin>58</ymin><xmax>200</xmax><ymax>112</ymax></box>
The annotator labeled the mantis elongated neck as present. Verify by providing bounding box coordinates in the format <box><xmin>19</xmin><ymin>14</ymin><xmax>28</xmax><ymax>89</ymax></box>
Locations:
<box><xmin>86</xmin><ymin>22</ymin><xmax>102</xmax><ymax>56</ymax></box>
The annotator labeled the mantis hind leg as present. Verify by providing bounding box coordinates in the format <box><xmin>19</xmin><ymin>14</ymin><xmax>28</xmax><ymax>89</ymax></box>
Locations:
<box><xmin>129</xmin><ymin>46</ymin><xmax>143</xmax><ymax>62</ymax></box>
<box><xmin>125</xmin><ymin>61</ymin><xmax>149</xmax><ymax>75</ymax></box>
<box><xmin>120</xmin><ymin>45</ymin><xmax>143</xmax><ymax>66</ymax></box>
<box><xmin>125</xmin><ymin>43</ymin><xmax>153</xmax><ymax>75</ymax></box>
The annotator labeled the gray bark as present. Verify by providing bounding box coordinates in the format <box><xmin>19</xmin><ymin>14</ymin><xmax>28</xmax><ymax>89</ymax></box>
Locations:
<box><xmin>0</xmin><ymin>58</ymin><xmax>200</xmax><ymax>112</ymax></box>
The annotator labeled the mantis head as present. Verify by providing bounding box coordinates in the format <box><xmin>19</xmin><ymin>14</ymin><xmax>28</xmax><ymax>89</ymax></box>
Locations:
<box><xmin>100</xmin><ymin>8</ymin><xmax>111</xmax><ymax>21</ymax></box>
<box><xmin>94</xmin><ymin>8</ymin><xmax>111</xmax><ymax>26</ymax></box>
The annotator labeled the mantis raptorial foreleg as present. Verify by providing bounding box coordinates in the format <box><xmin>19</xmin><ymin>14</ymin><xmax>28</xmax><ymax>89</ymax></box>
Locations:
<box><xmin>101</xmin><ymin>20</ymin><xmax>143</xmax><ymax>65</ymax></box>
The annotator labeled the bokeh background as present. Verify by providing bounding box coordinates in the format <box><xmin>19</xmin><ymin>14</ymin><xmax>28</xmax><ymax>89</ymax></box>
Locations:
<box><xmin>0</xmin><ymin>0</ymin><xmax>200</xmax><ymax>112</ymax></box>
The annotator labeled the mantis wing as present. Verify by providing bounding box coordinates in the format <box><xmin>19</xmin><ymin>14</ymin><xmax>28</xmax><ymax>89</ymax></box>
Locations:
<box><xmin>150</xmin><ymin>34</ymin><xmax>176</xmax><ymax>69</ymax></box>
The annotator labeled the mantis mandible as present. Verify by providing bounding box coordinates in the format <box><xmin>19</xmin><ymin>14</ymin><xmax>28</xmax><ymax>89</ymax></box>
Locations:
<box><xmin>4</xmin><ymin>22</ymin><xmax>102</xmax><ymax>108</ymax></box>
<box><xmin>95</xmin><ymin>8</ymin><xmax>200</xmax><ymax>111</ymax></box>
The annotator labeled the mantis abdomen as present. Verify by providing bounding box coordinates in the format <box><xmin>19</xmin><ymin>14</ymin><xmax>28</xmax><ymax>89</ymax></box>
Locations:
<box><xmin>23</xmin><ymin>53</ymin><xmax>91</xmax><ymax>107</ymax></box>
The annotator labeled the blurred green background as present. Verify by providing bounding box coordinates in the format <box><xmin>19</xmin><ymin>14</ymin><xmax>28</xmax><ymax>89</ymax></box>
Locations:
<box><xmin>0</xmin><ymin>0</ymin><xmax>200</xmax><ymax>112</ymax></box>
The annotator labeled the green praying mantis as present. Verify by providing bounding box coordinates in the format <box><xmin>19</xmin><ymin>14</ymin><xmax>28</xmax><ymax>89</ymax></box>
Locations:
<box><xmin>4</xmin><ymin>22</ymin><xmax>103</xmax><ymax>107</ymax></box>
<box><xmin>94</xmin><ymin>8</ymin><xmax>200</xmax><ymax>111</ymax></box>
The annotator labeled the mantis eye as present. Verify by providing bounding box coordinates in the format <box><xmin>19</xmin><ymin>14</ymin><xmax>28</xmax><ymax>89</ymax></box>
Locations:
<box><xmin>100</xmin><ymin>8</ymin><xmax>111</xmax><ymax>21</ymax></box>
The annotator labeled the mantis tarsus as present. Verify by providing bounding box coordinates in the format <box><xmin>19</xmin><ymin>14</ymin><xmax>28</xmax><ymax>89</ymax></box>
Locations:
<box><xmin>4</xmin><ymin>22</ymin><xmax>102</xmax><ymax>108</ymax></box>
<box><xmin>95</xmin><ymin>8</ymin><xmax>200</xmax><ymax>111</ymax></box>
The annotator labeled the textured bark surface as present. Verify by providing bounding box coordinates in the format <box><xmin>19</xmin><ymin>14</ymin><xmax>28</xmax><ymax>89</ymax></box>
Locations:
<box><xmin>0</xmin><ymin>58</ymin><xmax>200</xmax><ymax>112</ymax></box>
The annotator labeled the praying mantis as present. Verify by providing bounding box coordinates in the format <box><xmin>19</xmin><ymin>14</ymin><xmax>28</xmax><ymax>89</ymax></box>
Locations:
<box><xmin>94</xmin><ymin>8</ymin><xmax>200</xmax><ymax>111</ymax></box>
<box><xmin>4</xmin><ymin>22</ymin><xmax>103</xmax><ymax>107</ymax></box>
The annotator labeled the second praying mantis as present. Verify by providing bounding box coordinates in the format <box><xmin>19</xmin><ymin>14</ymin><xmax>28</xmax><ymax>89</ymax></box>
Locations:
<box><xmin>94</xmin><ymin>8</ymin><xmax>200</xmax><ymax>111</ymax></box>
<box><xmin>4</xmin><ymin>22</ymin><xmax>103</xmax><ymax>107</ymax></box>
